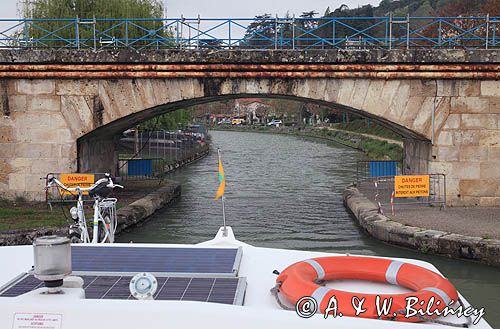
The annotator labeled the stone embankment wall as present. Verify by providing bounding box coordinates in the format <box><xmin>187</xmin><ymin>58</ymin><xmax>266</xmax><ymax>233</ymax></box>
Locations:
<box><xmin>343</xmin><ymin>186</ymin><xmax>500</xmax><ymax>267</ymax></box>
<box><xmin>115</xmin><ymin>180</ymin><xmax>180</xmax><ymax>235</ymax></box>
<box><xmin>0</xmin><ymin>180</ymin><xmax>181</xmax><ymax>246</ymax></box>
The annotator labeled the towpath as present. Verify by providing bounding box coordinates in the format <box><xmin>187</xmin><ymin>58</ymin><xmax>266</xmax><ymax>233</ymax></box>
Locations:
<box><xmin>357</xmin><ymin>181</ymin><xmax>500</xmax><ymax>240</ymax></box>
<box><xmin>321</xmin><ymin>127</ymin><xmax>404</xmax><ymax>146</ymax></box>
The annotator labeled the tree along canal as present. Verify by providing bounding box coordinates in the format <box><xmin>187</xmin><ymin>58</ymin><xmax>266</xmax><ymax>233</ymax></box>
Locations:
<box><xmin>118</xmin><ymin>130</ymin><xmax>500</xmax><ymax>326</ymax></box>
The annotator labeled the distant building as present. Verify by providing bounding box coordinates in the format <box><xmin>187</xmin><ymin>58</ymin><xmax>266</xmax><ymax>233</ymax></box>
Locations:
<box><xmin>234</xmin><ymin>99</ymin><xmax>271</xmax><ymax>123</ymax></box>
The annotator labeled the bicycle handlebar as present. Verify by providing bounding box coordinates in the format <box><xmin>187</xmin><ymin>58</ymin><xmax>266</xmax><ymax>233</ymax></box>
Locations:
<box><xmin>47</xmin><ymin>174</ymin><xmax>123</xmax><ymax>193</ymax></box>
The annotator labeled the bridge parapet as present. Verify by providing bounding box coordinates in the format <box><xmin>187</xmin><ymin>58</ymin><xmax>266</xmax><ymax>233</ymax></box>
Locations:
<box><xmin>0</xmin><ymin>49</ymin><xmax>498</xmax><ymax>64</ymax></box>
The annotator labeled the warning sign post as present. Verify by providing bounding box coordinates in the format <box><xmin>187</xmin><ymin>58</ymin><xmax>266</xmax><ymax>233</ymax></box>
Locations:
<box><xmin>394</xmin><ymin>175</ymin><xmax>430</xmax><ymax>198</ymax></box>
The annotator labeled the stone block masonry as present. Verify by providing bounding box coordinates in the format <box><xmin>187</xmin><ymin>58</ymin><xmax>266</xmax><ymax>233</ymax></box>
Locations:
<box><xmin>0</xmin><ymin>49</ymin><xmax>498</xmax><ymax>205</ymax></box>
<box><xmin>343</xmin><ymin>186</ymin><xmax>500</xmax><ymax>267</ymax></box>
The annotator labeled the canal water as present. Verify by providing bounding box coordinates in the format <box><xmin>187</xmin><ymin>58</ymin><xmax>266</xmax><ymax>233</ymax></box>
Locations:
<box><xmin>118</xmin><ymin>130</ymin><xmax>500</xmax><ymax>326</ymax></box>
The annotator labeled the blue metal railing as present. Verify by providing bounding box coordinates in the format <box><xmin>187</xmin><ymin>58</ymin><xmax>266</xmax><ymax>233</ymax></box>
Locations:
<box><xmin>0</xmin><ymin>16</ymin><xmax>498</xmax><ymax>50</ymax></box>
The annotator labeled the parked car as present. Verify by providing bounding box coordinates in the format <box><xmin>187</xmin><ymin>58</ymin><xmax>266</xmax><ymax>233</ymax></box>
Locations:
<box><xmin>217</xmin><ymin>118</ymin><xmax>231</xmax><ymax>125</ymax></box>
<box><xmin>231</xmin><ymin>118</ymin><xmax>245</xmax><ymax>125</ymax></box>
<box><xmin>267</xmin><ymin>119</ymin><xmax>283</xmax><ymax>127</ymax></box>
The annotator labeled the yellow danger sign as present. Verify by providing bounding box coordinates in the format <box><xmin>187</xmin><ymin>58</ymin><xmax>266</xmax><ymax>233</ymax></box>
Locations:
<box><xmin>394</xmin><ymin>175</ymin><xmax>430</xmax><ymax>198</ymax></box>
<box><xmin>60</xmin><ymin>173</ymin><xmax>95</xmax><ymax>195</ymax></box>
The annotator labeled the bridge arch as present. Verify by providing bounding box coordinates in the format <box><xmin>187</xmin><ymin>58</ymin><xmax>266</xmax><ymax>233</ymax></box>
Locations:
<box><xmin>83</xmin><ymin>78</ymin><xmax>440</xmax><ymax>140</ymax></box>
<box><xmin>1</xmin><ymin>75</ymin><xmax>498</xmax><ymax>206</ymax></box>
<box><xmin>76</xmin><ymin>77</ymin><xmax>439</xmax><ymax>194</ymax></box>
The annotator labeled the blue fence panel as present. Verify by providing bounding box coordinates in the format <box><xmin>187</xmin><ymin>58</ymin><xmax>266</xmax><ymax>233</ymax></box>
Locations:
<box><xmin>0</xmin><ymin>17</ymin><xmax>497</xmax><ymax>50</ymax></box>
<box><xmin>127</xmin><ymin>159</ymin><xmax>153</xmax><ymax>177</ymax></box>
<box><xmin>369</xmin><ymin>161</ymin><xmax>398</xmax><ymax>177</ymax></box>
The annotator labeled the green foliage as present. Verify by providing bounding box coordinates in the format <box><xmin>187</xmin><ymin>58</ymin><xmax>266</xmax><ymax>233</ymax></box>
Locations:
<box><xmin>243</xmin><ymin>14</ymin><xmax>275</xmax><ymax>49</ymax></box>
<box><xmin>332</xmin><ymin>119</ymin><xmax>403</xmax><ymax>141</ymax></box>
<box><xmin>140</xmin><ymin>109</ymin><xmax>195</xmax><ymax>131</ymax></box>
<box><xmin>418</xmin><ymin>242</ymin><xmax>432</xmax><ymax>254</ymax></box>
<box><xmin>319</xmin><ymin>128</ymin><xmax>403</xmax><ymax>160</ymax></box>
<box><xmin>18</xmin><ymin>0</ymin><xmax>170</xmax><ymax>48</ymax></box>
<box><xmin>22</xmin><ymin>0</ymin><xmax>164</xmax><ymax>19</ymax></box>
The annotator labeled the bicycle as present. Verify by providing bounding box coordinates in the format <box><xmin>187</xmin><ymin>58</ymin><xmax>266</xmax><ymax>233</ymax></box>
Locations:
<box><xmin>46</xmin><ymin>173</ymin><xmax>123</xmax><ymax>243</ymax></box>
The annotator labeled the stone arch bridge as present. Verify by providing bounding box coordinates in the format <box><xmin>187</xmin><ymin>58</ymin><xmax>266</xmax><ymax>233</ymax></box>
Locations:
<box><xmin>0</xmin><ymin>49</ymin><xmax>499</xmax><ymax>205</ymax></box>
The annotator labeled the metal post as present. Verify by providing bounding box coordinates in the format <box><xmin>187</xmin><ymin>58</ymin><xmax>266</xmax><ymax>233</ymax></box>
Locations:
<box><xmin>406</xmin><ymin>14</ymin><xmax>410</xmax><ymax>50</ymax></box>
<box><xmin>332</xmin><ymin>17</ymin><xmax>336</xmax><ymax>48</ymax></box>
<box><xmin>280</xmin><ymin>18</ymin><xmax>283</xmax><ymax>49</ymax></box>
<box><xmin>228</xmin><ymin>19</ymin><xmax>231</xmax><ymax>49</ymax></box>
<box><xmin>221</xmin><ymin>195</ymin><xmax>227</xmax><ymax>236</ymax></box>
<box><xmin>492</xmin><ymin>20</ymin><xmax>497</xmax><ymax>47</ymax></box>
<box><xmin>384</xmin><ymin>15</ymin><xmax>388</xmax><ymax>48</ymax></box>
<box><xmin>485</xmin><ymin>14</ymin><xmax>490</xmax><ymax>49</ymax></box>
<box><xmin>93</xmin><ymin>15</ymin><xmax>97</xmax><ymax>51</ymax></box>
<box><xmin>197</xmin><ymin>14</ymin><xmax>200</xmax><ymax>49</ymax></box>
<box><xmin>292</xmin><ymin>14</ymin><xmax>295</xmax><ymax>50</ymax></box>
<box><xmin>217</xmin><ymin>148</ymin><xmax>227</xmax><ymax>237</ymax></box>
<box><xmin>125</xmin><ymin>20</ymin><xmax>129</xmax><ymax>46</ymax></box>
<box><xmin>23</xmin><ymin>20</ymin><xmax>28</xmax><ymax>48</ymax></box>
<box><xmin>438</xmin><ymin>19</ymin><xmax>442</xmax><ymax>47</ymax></box>
<box><xmin>140</xmin><ymin>131</ymin><xmax>143</xmax><ymax>157</ymax></box>
<box><xmin>274</xmin><ymin>15</ymin><xmax>278</xmax><ymax>50</ymax></box>
<box><xmin>134</xmin><ymin>127</ymin><xmax>139</xmax><ymax>154</ymax></box>
<box><xmin>176</xmin><ymin>19</ymin><xmax>179</xmax><ymax>48</ymax></box>
<box><xmin>388</xmin><ymin>13</ymin><xmax>392</xmax><ymax>50</ymax></box>
<box><xmin>75</xmin><ymin>17</ymin><xmax>80</xmax><ymax>49</ymax></box>
<box><xmin>180</xmin><ymin>15</ymin><xmax>184</xmax><ymax>49</ymax></box>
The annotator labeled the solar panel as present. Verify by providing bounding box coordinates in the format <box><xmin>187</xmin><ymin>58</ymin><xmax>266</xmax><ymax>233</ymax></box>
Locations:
<box><xmin>0</xmin><ymin>274</ymin><xmax>246</xmax><ymax>306</ymax></box>
<box><xmin>71</xmin><ymin>246</ymin><xmax>242</xmax><ymax>276</ymax></box>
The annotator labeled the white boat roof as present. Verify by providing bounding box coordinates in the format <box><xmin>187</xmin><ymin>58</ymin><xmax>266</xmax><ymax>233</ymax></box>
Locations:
<box><xmin>0</xmin><ymin>227</ymin><xmax>491</xmax><ymax>329</ymax></box>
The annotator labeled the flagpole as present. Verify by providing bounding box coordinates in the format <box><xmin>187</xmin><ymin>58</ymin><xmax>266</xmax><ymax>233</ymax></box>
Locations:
<box><xmin>217</xmin><ymin>148</ymin><xmax>227</xmax><ymax>237</ymax></box>
<box><xmin>221</xmin><ymin>195</ymin><xmax>227</xmax><ymax>237</ymax></box>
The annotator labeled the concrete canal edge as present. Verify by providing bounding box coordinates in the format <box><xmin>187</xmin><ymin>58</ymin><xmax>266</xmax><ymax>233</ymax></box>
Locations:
<box><xmin>115</xmin><ymin>180</ymin><xmax>181</xmax><ymax>235</ymax></box>
<box><xmin>0</xmin><ymin>180</ymin><xmax>181</xmax><ymax>246</ymax></box>
<box><xmin>343</xmin><ymin>186</ymin><xmax>500</xmax><ymax>267</ymax></box>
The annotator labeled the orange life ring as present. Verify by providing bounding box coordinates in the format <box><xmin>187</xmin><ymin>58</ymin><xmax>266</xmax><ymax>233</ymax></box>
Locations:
<box><xmin>276</xmin><ymin>256</ymin><xmax>458</xmax><ymax>322</ymax></box>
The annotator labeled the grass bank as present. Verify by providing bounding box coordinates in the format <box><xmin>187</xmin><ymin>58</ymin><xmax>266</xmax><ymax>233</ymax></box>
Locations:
<box><xmin>212</xmin><ymin>124</ymin><xmax>403</xmax><ymax>161</ymax></box>
<box><xmin>330</xmin><ymin>120</ymin><xmax>402</xmax><ymax>141</ymax></box>
<box><xmin>0</xmin><ymin>202</ymin><xmax>67</xmax><ymax>231</ymax></box>
<box><xmin>314</xmin><ymin>128</ymin><xmax>403</xmax><ymax>160</ymax></box>
<box><xmin>0</xmin><ymin>180</ymin><xmax>164</xmax><ymax>232</ymax></box>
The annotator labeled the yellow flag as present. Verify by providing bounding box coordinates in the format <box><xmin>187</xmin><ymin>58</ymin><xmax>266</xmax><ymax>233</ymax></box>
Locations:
<box><xmin>215</xmin><ymin>152</ymin><xmax>225</xmax><ymax>200</ymax></box>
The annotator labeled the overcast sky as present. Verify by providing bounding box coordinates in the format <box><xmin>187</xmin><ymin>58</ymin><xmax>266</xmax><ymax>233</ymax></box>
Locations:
<box><xmin>165</xmin><ymin>0</ymin><xmax>381</xmax><ymax>18</ymax></box>
<box><xmin>2</xmin><ymin>0</ymin><xmax>381</xmax><ymax>18</ymax></box>
<box><xmin>0</xmin><ymin>0</ymin><xmax>381</xmax><ymax>40</ymax></box>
